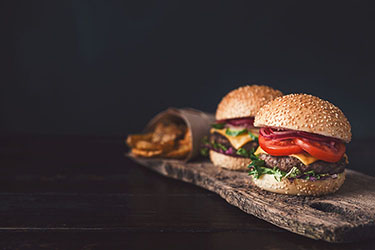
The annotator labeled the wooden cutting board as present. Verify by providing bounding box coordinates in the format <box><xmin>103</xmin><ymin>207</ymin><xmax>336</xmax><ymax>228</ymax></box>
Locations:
<box><xmin>127</xmin><ymin>154</ymin><xmax>375</xmax><ymax>243</ymax></box>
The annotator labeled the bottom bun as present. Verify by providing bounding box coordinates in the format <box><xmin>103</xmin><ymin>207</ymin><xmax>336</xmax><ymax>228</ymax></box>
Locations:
<box><xmin>252</xmin><ymin>171</ymin><xmax>346</xmax><ymax>196</ymax></box>
<box><xmin>209</xmin><ymin>150</ymin><xmax>252</xmax><ymax>171</ymax></box>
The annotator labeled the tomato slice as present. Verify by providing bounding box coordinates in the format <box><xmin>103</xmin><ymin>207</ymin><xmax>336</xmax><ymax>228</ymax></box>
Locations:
<box><xmin>258</xmin><ymin>135</ymin><xmax>303</xmax><ymax>156</ymax></box>
<box><xmin>294</xmin><ymin>138</ymin><xmax>345</xmax><ymax>163</ymax></box>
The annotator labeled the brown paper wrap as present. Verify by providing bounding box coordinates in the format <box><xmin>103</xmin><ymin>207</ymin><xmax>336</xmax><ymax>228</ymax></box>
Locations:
<box><xmin>144</xmin><ymin>108</ymin><xmax>215</xmax><ymax>161</ymax></box>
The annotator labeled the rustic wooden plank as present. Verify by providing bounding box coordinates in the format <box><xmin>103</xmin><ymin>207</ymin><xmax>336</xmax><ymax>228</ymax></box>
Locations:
<box><xmin>128</xmin><ymin>154</ymin><xmax>375</xmax><ymax>243</ymax></box>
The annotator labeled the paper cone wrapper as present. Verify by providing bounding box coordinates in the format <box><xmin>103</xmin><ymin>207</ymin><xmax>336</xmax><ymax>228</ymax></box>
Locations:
<box><xmin>144</xmin><ymin>108</ymin><xmax>215</xmax><ymax>161</ymax></box>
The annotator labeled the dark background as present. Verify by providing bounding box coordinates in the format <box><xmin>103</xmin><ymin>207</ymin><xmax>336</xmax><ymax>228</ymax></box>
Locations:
<box><xmin>3</xmin><ymin>1</ymin><xmax>375</xmax><ymax>137</ymax></box>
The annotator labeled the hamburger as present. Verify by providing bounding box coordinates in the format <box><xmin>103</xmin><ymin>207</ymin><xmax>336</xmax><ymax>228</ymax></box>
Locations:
<box><xmin>201</xmin><ymin>85</ymin><xmax>283</xmax><ymax>170</ymax></box>
<box><xmin>251</xmin><ymin>94</ymin><xmax>351</xmax><ymax>196</ymax></box>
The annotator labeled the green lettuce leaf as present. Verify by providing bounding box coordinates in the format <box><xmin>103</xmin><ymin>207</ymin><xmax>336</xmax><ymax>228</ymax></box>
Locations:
<box><xmin>212</xmin><ymin>142</ymin><xmax>227</xmax><ymax>151</ymax></box>
<box><xmin>211</xmin><ymin>123</ymin><xmax>225</xmax><ymax>129</ymax></box>
<box><xmin>225</xmin><ymin>128</ymin><xmax>247</xmax><ymax>136</ymax></box>
<box><xmin>247</xmin><ymin>153</ymin><xmax>327</xmax><ymax>182</ymax></box>
<box><xmin>200</xmin><ymin>147</ymin><xmax>209</xmax><ymax>157</ymax></box>
<box><xmin>248</xmin><ymin>131</ymin><xmax>258</xmax><ymax>142</ymax></box>
<box><xmin>236</xmin><ymin>148</ymin><xmax>250</xmax><ymax>157</ymax></box>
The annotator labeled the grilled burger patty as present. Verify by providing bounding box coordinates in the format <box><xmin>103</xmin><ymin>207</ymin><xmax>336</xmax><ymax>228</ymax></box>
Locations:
<box><xmin>258</xmin><ymin>153</ymin><xmax>346</xmax><ymax>174</ymax></box>
<box><xmin>210</xmin><ymin>132</ymin><xmax>258</xmax><ymax>152</ymax></box>
<box><xmin>210</xmin><ymin>133</ymin><xmax>346</xmax><ymax>174</ymax></box>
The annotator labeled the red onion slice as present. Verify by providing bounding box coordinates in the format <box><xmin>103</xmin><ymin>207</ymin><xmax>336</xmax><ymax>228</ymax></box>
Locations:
<box><xmin>259</xmin><ymin>127</ymin><xmax>342</xmax><ymax>144</ymax></box>
<box><xmin>217</xmin><ymin>117</ymin><xmax>255</xmax><ymax>128</ymax></box>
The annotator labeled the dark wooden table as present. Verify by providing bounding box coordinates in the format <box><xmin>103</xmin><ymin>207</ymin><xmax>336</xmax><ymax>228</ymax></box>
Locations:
<box><xmin>0</xmin><ymin>135</ymin><xmax>374</xmax><ymax>249</ymax></box>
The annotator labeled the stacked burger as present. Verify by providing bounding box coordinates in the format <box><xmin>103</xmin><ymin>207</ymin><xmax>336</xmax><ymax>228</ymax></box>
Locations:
<box><xmin>201</xmin><ymin>85</ymin><xmax>283</xmax><ymax>170</ymax></box>
<box><xmin>202</xmin><ymin>87</ymin><xmax>352</xmax><ymax>196</ymax></box>
<box><xmin>250</xmin><ymin>94</ymin><xmax>351</xmax><ymax>196</ymax></box>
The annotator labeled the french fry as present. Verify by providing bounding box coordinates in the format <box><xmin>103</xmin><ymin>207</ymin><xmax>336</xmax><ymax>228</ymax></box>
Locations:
<box><xmin>127</xmin><ymin>120</ymin><xmax>191</xmax><ymax>159</ymax></box>
<box><xmin>152</xmin><ymin>123</ymin><xmax>186</xmax><ymax>144</ymax></box>
<box><xmin>158</xmin><ymin>140</ymin><xmax>175</xmax><ymax>152</ymax></box>
<box><xmin>126</xmin><ymin>133</ymin><xmax>153</xmax><ymax>148</ymax></box>
<box><xmin>180</xmin><ymin>130</ymin><xmax>192</xmax><ymax>146</ymax></box>
<box><xmin>135</xmin><ymin>140</ymin><xmax>163</xmax><ymax>151</ymax></box>
<box><xmin>131</xmin><ymin>148</ymin><xmax>163</xmax><ymax>157</ymax></box>
<box><xmin>162</xmin><ymin>143</ymin><xmax>191</xmax><ymax>158</ymax></box>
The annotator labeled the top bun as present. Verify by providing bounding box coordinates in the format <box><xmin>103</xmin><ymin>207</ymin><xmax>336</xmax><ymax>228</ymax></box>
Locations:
<box><xmin>216</xmin><ymin>85</ymin><xmax>283</xmax><ymax>120</ymax></box>
<box><xmin>254</xmin><ymin>94</ymin><xmax>352</xmax><ymax>143</ymax></box>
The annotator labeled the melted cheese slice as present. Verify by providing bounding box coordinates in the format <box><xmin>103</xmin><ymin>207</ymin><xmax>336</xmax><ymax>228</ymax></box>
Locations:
<box><xmin>211</xmin><ymin>128</ymin><xmax>259</xmax><ymax>150</ymax></box>
<box><xmin>254</xmin><ymin>146</ymin><xmax>319</xmax><ymax>165</ymax></box>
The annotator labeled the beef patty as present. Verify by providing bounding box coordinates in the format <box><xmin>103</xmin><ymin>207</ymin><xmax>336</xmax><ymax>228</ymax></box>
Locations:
<box><xmin>258</xmin><ymin>153</ymin><xmax>346</xmax><ymax>174</ymax></box>
<box><xmin>210</xmin><ymin>132</ymin><xmax>258</xmax><ymax>152</ymax></box>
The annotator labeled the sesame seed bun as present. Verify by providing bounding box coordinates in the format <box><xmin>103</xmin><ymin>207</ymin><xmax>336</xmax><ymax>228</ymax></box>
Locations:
<box><xmin>216</xmin><ymin>85</ymin><xmax>283</xmax><ymax>120</ymax></box>
<box><xmin>254</xmin><ymin>94</ymin><xmax>352</xmax><ymax>142</ymax></box>
<box><xmin>251</xmin><ymin>171</ymin><xmax>345</xmax><ymax>196</ymax></box>
<box><xmin>209</xmin><ymin>150</ymin><xmax>251</xmax><ymax>171</ymax></box>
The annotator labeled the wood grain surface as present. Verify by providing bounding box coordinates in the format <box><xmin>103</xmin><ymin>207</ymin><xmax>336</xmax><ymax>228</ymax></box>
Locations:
<box><xmin>129</xmin><ymin>154</ymin><xmax>375</xmax><ymax>243</ymax></box>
